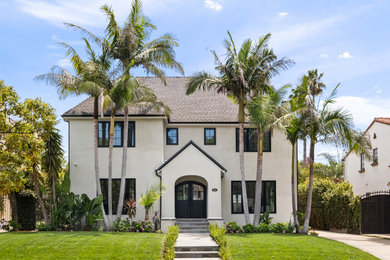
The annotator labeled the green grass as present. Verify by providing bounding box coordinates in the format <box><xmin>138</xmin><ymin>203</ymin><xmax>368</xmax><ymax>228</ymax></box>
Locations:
<box><xmin>0</xmin><ymin>232</ymin><xmax>164</xmax><ymax>259</ymax></box>
<box><xmin>226</xmin><ymin>233</ymin><xmax>378</xmax><ymax>260</ymax></box>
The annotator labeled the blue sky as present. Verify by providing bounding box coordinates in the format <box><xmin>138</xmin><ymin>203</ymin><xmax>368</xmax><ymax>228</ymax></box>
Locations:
<box><xmin>1</xmin><ymin>0</ymin><xmax>389</xmax><ymax>161</ymax></box>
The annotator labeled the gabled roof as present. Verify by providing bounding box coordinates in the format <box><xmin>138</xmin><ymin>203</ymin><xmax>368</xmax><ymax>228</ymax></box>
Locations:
<box><xmin>343</xmin><ymin>117</ymin><xmax>390</xmax><ymax>160</ymax></box>
<box><xmin>62</xmin><ymin>77</ymin><xmax>239</xmax><ymax>123</ymax></box>
<box><xmin>155</xmin><ymin>140</ymin><xmax>227</xmax><ymax>172</ymax></box>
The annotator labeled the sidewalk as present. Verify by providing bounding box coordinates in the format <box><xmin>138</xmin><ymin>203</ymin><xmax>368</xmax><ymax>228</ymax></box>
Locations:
<box><xmin>317</xmin><ymin>230</ymin><xmax>390</xmax><ymax>260</ymax></box>
<box><xmin>174</xmin><ymin>233</ymin><xmax>220</xmax><ymax>259</ymax></box>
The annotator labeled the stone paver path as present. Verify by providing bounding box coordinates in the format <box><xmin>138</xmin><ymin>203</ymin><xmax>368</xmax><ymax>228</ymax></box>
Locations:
<box><xmin>174</xmin><ymin>232</ymin><xmax>219</xmax><ymax>259</ymax></box>
<box><xmin>317</xmin><ymin>230</ymin><xmax>390</xmax><ymax>260</ymax></box>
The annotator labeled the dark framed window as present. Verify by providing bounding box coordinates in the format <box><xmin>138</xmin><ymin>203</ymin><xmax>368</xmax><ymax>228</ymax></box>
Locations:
<box><xmin>360</xmin><ymin>153</ymin><xmax>365</xmax><ymax>171</ymax></box>
<box><xmin>372</xmin><ymin>148</ymin><xmax>378</xmax><ymax>164</ymax></box>
<box><xmin>127</xmin><ymin>121</ymin><xmax>136</xmax><ymax>147</ymax></box>
<box><xmin>231</xmin><ymin>181</ymin><xmax>276</xmax><ymax>214</ymax></box>
<box><xmin>204</xmin><ymin>128</ymin><xmax>216</xmax><ymax>145</ymax></box>
<box><xmin>100</xmin><ymin>178</ymin><xmax>135</xmax><ymax>215</ymax></box>
<box><xmin>166</xmin><ymin>128</ymin><xmax>178</xmax><ymax>145</ymax></box>
<box><xmin>98</xmin><ymin>121</ymin><xmax>123</xmax><ymax>147</ymax></box>
<box><xmin>235</xmin><ymin>129</ymin><xmax>271</xmax><ymax>152</ymax></box>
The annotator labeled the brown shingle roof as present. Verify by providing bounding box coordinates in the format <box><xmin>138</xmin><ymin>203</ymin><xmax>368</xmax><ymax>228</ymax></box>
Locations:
<box><xmin>374</xmin><ymin>117</ymin><xmax>390</xmax><ymax>125</ymax></box>
<box><xmin>62</xmin><ymin>77</ymin><xmax>239</xmax><ymax>123</ymax></box>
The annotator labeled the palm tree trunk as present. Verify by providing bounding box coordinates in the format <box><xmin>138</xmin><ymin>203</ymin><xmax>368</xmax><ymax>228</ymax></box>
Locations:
<box><xmin>145</xmin><ymin>209</ymin><xmax>149</xmax><ymax>221</ymax></box>
<box><xmin>238</xmin><ymin>101</ymin><xmax>250</xmax><ymax>224</ymax></box>
<box><xmin>302</xmin><ymin>140</ymin><xmax>315</xmax><ymax>233</ymax></box>
<box><xmin>117</xmin><ymin>105</ymin><xmax>129</xmax><ymax>219</ymax></box>
<box><xmin>51</xmin><ymin>174</ymin><xmax>57</xmax><ymax>212</ymax></box>
<box><xmin>303</xmin><ymin>137</ymin><xmax>307</xmax><ymax>166</ymax></box>
<box><xmin>253</xmin><ymin>131</ymin><xmax>264</xmax><ymax>226</ymax></box>
<box><xmin>32</xmin><ymin>165</ymin><xmax>50</xmax><ymax>225</ymax></box>
<box><xmin>291</xmin><ymin>143</ymin><xmax>301</xmax><ymax>233</ymax></box>
<box><xmin>93</xmin><ymin>97</ymin><xmax>109</xmax><ymax>228</ymax></box>
<box><xmin>108</xmin><ymin>104</ymin><xmax>115</xmax><ymax>227</ymax></box>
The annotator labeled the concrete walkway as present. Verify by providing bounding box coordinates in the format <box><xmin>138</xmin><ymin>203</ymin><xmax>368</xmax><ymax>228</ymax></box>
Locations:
<box><xmin>317</xmin><ymin>230</ymin><xmax>390</xmax><ymax>260</ymax></box>
<box><xmin>174</xmin><ymin>233</ymin><xmax>219</xmax><ymax>259</ymax></box>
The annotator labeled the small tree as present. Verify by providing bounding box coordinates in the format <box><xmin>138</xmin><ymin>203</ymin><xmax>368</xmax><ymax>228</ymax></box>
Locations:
<box><xmin>139</xmin><ymin>184</ymin><xmax>166</xmax><ymax>221</ymax></box>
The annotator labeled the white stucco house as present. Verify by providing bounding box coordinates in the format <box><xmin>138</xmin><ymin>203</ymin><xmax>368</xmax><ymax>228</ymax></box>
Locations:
<box><xmin>62</xmin><ymin>77</ymin><xmax>295</xmax><ymax>232</ymax></box>
<box><xmin>344</xmin><ymin>117</ymin><xmax>390</xmax><ymax>195</ymax></box>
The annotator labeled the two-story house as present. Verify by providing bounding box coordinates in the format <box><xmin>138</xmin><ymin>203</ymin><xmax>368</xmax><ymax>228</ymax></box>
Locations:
<box><xmin>62</xmin><ymin>77</ymin><xmax>295</xmax><ymax>232</ymax></box>
<box><xmin>344</xmin><ymin>117</ymin><xmax>390</xmax><ymax>195</ymax></box>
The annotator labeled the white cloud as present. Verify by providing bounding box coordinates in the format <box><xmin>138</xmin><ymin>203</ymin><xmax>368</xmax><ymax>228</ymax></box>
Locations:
<box><xmin>204</xmin><ymin>0</ymin><xmax>222</xmax><ymax>11</ymax></box>
<box><xmin>278</xmin><ymin>12</ymin><xmax>288</xmax><ymax>16</ymax></box>
<box><xmin>333</xmin><ymin>96</ymin><xmax>390</xmax><ymax>128</ymax></box>
<box><xmin>57</xmin><ymin>58</ymin><xmax>72</xmax><ymax>68</ymax></box>
<box><xmin>320</xmin><ymin>54</ymin><xmax>328</xmax><ymax>58</ymax></box>
<box><xmin>376</xmin><ymin>90</ymin><xmax>382</xmax><ymax>94</ymax></box>
<box><xmin>337</xmin><ymin>51</ymin><xmax>353</xmax><ymax>59</ymax></box>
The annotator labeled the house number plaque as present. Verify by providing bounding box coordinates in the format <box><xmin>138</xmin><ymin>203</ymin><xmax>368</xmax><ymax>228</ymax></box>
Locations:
<box><xmin>212</xmin><ymin>188</ymin><xmax>218</xmax><ymax>192</ymax></box>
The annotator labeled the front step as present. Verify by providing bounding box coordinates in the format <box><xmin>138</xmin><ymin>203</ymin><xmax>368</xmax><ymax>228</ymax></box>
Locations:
<box><xmin>175</xmin><ymin>251</ymin><xmax>220</xmax><ymax>258</ymax></box>
<box><xmin>175</xmin><ymin>246</ymin><xmax>219</xmax><ymax>252</ymax></box>
<box><xmin>176</xmin><ymin>219</ymin><xmax>209</xmax><ymax>233</ymax></box>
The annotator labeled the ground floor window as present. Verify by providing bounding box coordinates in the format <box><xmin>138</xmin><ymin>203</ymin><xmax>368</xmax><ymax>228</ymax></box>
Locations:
<box><xmin>231</xmin><ymin>181</ymin><xmax>276</xmax><ymax>214</ymax></box>
<box><xmin>100</xmin><ymin>178</ymin><xmax>135</xmax><ymax>215</ymax></box>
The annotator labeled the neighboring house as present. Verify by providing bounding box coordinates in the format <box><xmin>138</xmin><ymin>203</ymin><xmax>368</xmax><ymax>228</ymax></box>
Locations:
<box><xmin>344</xmin><ymin>117</ymin><xmax>390</xmax><ymax>195</ymax></box>
<box><xmin>62</xmin><ymin>77</ymin><xmax>295</xmax><ymax>232</ymax></box>
<box><xmin>0</xmin><ymin>195</ymin><xmax>11</xmax><ymax>221</ymax></box>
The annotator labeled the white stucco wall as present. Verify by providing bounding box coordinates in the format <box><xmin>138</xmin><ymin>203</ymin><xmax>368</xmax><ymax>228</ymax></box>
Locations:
<box><xmin>68</xmin><ymin>117</ymin><xmax>164</xmax><ymax>220</ymax></box>
<box><xmin>344</xmin><ymin>122</ymin><xmax>390</xmax><ymax>195</ymax></box>
<box><xmin>164</xmin><ymin>124</ymin><xmax>294</xmax><ymax>225</ymax></box>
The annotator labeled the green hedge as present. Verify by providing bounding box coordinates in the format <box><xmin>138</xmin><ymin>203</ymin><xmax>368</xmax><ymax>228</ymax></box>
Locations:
<box><xmin>209</xmin><ymin>224</ymin><xmax>231</xmax><ymax>260</ymax></box>
<box><xmin>298</xmin><ymin>178</ymin><xmax>360</xmax><ymax>233</ymax></box>
<box><xmin>163</xmin><ymin>225</ymin><xmax>179</xmax><ymax>260</ymax></box>
<box><xmin>226</xmin><ymin>222</ymin><xmax>294</xmax><ymax>234</ymax></box>
<box><xmin>16</xmin><ymin>192</ymin><xmax>36</xmax><ymax>230</ymax></box>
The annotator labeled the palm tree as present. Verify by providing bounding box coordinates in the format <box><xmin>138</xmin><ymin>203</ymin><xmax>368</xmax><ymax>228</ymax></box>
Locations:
<box><xmin>186</xmin><ymin>32</ymin><xmax>293</xmax><ymax>223</ymax></box>
<box><xmin>247</xmin><ymin>86</ymin><xmax>288</xmax><ymax>225</ymax></box>
<box><xmin>293</xmin><ymin>72</ymin><xmax>371</xmax><ymax>234</ymax></box>
<box><xmin>36</xmin><ymin>39</ymin><xmax>114</xmax><ymax>227</ymax></box>
<box><xmin>139</xmin><ymin>183</ymin><xmax>166</xmax><ymax>221</ymax></box>
<box><xmin>98</xmin><ymin>0</ymin><xmax>183</xmax><ymax>220</ymax></box>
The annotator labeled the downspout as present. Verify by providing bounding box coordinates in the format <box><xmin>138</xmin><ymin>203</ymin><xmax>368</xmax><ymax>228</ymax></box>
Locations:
<box><xmin>296</xmin><ymin>143</ymin><xmax>299</xmax><ymax>207</ymax></box>
<box><xmin>155</xmin><ymin>169</ymin><xmax>162</xmax><ymax>225</ymax></box>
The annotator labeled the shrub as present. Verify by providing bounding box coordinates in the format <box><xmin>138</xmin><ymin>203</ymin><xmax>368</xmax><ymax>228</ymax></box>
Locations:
<box><xmin>242</xmin><ymin>224</ymin><xmax>257</xmax><ymax>233</ymax></box>
<box><xmin>259</xmin><ymin>211</ymin><xmax>273</xmax><ymax>225</ymax></box>
<box><xmin>163</xmin><ymin>225</ymin><xmax>179</xmax><ymax>260</ymax></box>
<box><xmin>37</xmin><ymin>223</ymin><xmax>53</xmax><ymax>231</ymax></box>
<box><xmin>8</xmin><ymin>220</ymin><xmax>21</xmax><ymax>231</ymax></box>
<box><xmin>298</xmin><ymin>178</ymin><xmax>360</xmax><ymax>232</ymax></box>
<box><xmin>16</xmin><ymin>192</ymin><xmax>36</xmax><ymax>230</ymax></box>
<box><xmin>209</xmin><ymin>224</ymin><xmax>231</xmax><ymax>260</ymax></box>
<box><xmin>270</xmin><ymin>222</ymin><xmax>287</xmax><ymax>233</ymax></box>
<box><xmin>257</xmin><ymin>223</ymin><xmax>271</xmax><ymax>233</ymax></box>
<box><xmin>131</xmin><ymin>220</ymin><xmax>153</xmax><ymax>232</ymax></box>
<box><xmin>225</xmin><ymin>222</ymin><xmax>242</xmax><ymax>233</ymax></box>
<box><xmin>113</xmin><ymin>218</ymin><xmax>131</xmax><ymax>232</ymax></box>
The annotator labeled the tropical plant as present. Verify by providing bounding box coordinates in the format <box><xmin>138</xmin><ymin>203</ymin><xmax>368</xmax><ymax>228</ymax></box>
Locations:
<box><xmin>139</xmin><ymin>183</ymin><xmax>166</xmax><ymax>221</ymax></box>
<box><xmin>291</xmin><ymin>70</ymin><xmax>371</xmax><ymax>234</ymax></box>
<box><xmin>247</xmin><ymin>86</ymin><xmax>288</xmax><ymax>225</ymax></box>
<box><xmin>186</xmin><ymin>32</ymin><xmax>293</xmax><ymax>224</ymax></box>
<box><xmin>124</xmin><ymin>199</ymin><xmax>136</xmax><ymax>221</ymax></box>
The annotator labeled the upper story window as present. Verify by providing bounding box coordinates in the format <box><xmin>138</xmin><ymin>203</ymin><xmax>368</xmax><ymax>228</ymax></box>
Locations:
<box><xmin>235</xmin><ymin>128</ymin><xmax>271</xmax><ymax>152</ymax></box>
<box><xmin>360</xmin><ymin>153</ymin><xmax>365</xmax><ymax>172</ymax></box>
<box><xmin>204</xmin><ymin>128</ymin><xmax>216</xmax><ymax>145</ymax></box>
<box><xmin>98</xmin><ymin>121</ymin><xmax>135</xmax><ymax>147</ymax></box>
<box><xmin>166</xmin><ymin>128</ymin><xmax>178</xmax><ymax>145</ymax></box>
<box><xmin>372</xmin><ymin>148</ymin><xmax>378</xmax><ymax>165</ymax></box>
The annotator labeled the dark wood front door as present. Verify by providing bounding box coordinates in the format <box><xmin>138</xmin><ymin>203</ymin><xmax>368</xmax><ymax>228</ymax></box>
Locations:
<box><xmin>175</xmin><ymin>181</ymin><xmax>206</xmax><ymax>218</ymax></box>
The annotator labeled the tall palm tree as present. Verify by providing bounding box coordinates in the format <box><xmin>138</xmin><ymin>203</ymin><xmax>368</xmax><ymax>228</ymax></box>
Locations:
<box><xmin>36</xmin><ymin>39</ymin><xmax>114</xmax><ymax>227</ymax></box>
<box><xmin>293</xmin><ymin>72</ymin><xmax>371</xmax><ymax>234</ymax></box>
<box><xmin>98</xmin><ymin>0</ymin><xmax>183</xmax><ymax>220</ymax></box>
<box><xmin>186</xmin><ymin>32</ymin><xmax>292</xmax><ymax>224</ymax></box>
<box><xmin>247</xmin><ymin>86</ymin><xmax>288</xmax><ymax>225</ymax></box>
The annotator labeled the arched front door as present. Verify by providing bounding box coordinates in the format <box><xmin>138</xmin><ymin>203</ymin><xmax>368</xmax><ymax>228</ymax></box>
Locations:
<box><xmin>175</xmin><ymin>181</ymin><xmax>207</xmax><ymax>218</ymax></box>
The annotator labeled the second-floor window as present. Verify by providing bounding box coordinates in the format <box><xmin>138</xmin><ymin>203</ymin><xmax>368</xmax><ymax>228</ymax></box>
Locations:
<box><xmin>98</xmin><ymin>121</ymin><xmax>135</xmax><ymax>147</ymax></box>
<box><xmin>235</xmin><ymin>128</ymin><xmax>271</xmax><ymax>152</ymax></box>
<box><xmin>372</xmin><ymin>148</ymin><xmax>378</xmax><ymax>165</ymax></box>
<box><xmin>204</xmin><ymin>128</ymin><xmax>216</xmax><ymax>145</ymax></box>
<box><xmin>360</xmin><ymin>153</ymin><xmax>365</xmax><ymax>171</ymax></box>
<box><xmin>167</xmin><ymin>128</ymin><xmax>178</xmax><ymax>145</ymax></box>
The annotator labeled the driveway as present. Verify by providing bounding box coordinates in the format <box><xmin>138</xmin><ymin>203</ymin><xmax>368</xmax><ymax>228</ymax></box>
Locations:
<box><xmin>317</xmin><ymin>230</ymin><xmax>390</xmax><ymax>260</ymax></box>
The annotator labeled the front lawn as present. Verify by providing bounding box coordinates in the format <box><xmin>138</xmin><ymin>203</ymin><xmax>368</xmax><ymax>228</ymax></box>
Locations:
<box><xmin>227</xmin><ymin>233</ymin><xmax>378</xmax><ymax>260</ymax></box>
<box><xmin>0</xmin><ymin>232</ymin><xmax>164</xmax><ymax>259</ymax></box>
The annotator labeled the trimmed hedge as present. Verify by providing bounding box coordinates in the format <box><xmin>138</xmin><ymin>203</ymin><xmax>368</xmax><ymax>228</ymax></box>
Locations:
<box><xmin>226</xmin><ymin>222</ymin><xmax>294</xmax><ymax>234</ymax></box>
<box><xmin>113</xmin><ymin>218</ymin><xmax>154</xmax><ymax>232</ymax></box>
<box><xmin>16</xmin><ymin>192</ymin><xmax>36</xmax><ymax>230</ymax></box>
<box><xmin>163</xmin><ymin>225</ymin><xmax>179</xmax><ymax>260</ymax></box>
<box><xmin>298</xmin><ymin>178</ymin><xmax>360</xmax><ymax>233</ymax></box>
<box><xmin>209</xmin><ymin>224</ymin><xmax>231</xmax><ymax>260</ymax></box>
